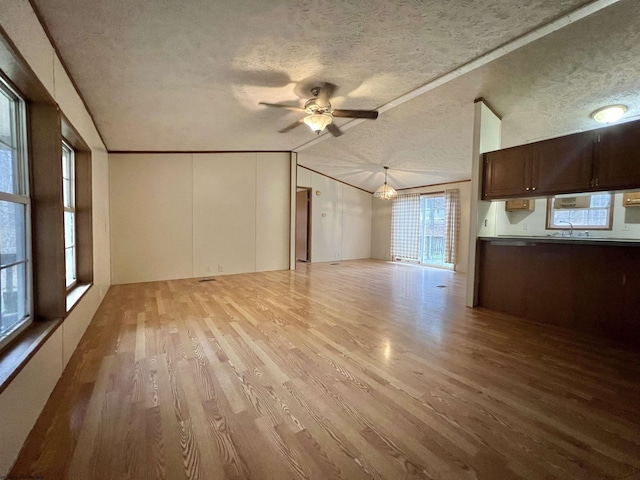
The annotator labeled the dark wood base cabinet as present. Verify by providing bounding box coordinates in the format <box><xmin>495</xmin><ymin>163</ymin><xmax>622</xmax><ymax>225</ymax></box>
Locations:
<box><xmin>478</xmin><ymin>239</ymin><xmax>640</xmax><ymax>347</ymax></box>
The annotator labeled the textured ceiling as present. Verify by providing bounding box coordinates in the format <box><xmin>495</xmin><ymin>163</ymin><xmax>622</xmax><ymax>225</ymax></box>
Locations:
<box><xmin>300</xmin><ymin>0</ymin><xmax>640</xmax><ymax>190</ymax></box>
<box><xmin>31</xmin><ymin>0</ymin><xmax>640</xmax><ymax>191</ymax></box>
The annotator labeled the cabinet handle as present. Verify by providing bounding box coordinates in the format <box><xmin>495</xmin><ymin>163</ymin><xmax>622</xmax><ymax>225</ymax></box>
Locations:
<box><xmin>532</xmin><ymin>187</ymin><xmax>536</xmax><ymax>191</ymax></box>
<box><xmin>525</xmin><ymin>187</ymin><xmax>530</xmax><ymax>191</ymax></box>
<box><xmin>595</xmin><ymin>178</ymin><xmax>599</xmax><ymax>187</ymax></box>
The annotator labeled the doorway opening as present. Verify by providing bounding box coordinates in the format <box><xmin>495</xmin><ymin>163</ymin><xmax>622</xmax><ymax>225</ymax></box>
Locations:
<box><xmin>390</xmin><ymin>191</ymin><xmax>458</xmax><ymax>270</ymax></box>
<box><xmin>295</xmin><ymin>188</ymin><xmax>311</xmax><ymax>263</ymax></box>
<box><xmin>419</xmin><ymin>194</ymin><xmax>449</xmax><ymax>267</ymax></box>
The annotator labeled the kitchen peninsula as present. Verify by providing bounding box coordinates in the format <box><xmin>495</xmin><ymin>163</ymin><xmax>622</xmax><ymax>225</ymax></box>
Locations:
<box><xmin>478</xmin><ymin>236</ymin><xmax>640</xmax><ymax>345</ymax></box>
<box><xmin>476</xmin><ymin>118</ymin><xmax>640</xmax><ymax>347</ymax></box>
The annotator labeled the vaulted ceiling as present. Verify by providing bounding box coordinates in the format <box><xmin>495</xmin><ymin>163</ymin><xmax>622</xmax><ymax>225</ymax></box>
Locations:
<box><xmin>32</xmin><ymin>0</ymin><xmax>640</xmax><ymax>191</ymax></box>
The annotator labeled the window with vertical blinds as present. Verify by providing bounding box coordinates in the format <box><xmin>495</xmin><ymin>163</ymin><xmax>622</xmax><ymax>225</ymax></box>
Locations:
<box><xmin>390</xmin><ymin>193</ymin><xmax>421</xmax><ymax>261</ymax></box>
<box><xmin>391</xmin><ymin>189</ymin><xmax>460</xmax><ymax>268</ymax></box>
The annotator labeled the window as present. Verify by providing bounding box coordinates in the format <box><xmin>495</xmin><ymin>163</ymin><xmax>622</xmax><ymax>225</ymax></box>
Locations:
<box><xmin>62</xmin><ymin>141</ymin><xmax>76</xmax><ymax>288</ymax></box>
<box><xmin>0</xmin><ymin>77</ymin><xmax>30</xmax><ymax>349</ymax></box>
<box><xmin>390</xmin><ymin>189</ymin><xmax>460</xmax><ymax>269</ymax></box>
<box><xmin>419</xmin><ymin>194</ymin><xmax>447</xmax><ymax>266</ymax></box>
<box><xmin>546</xmin><ymin>193</ymin><xmax>613</xmax><ymax>230</ymax></box>
<box><xmin>391</xmin><ymin>193</ymin><xmax>421</xmax><ymax>262</ymax></box>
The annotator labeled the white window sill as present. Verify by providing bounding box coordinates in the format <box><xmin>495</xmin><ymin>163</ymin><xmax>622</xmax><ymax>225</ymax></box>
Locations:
<box><xmin>66</xmin><ymin>283</ymin><xmax>91</xmax><ymax>312</ymax></box>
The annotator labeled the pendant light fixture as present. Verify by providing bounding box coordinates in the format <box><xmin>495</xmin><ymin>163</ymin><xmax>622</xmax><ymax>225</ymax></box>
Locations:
<box><xmin>373</xmin><ymin>166</ymin><xmax>397</xmax><ymax>200</ymax></box>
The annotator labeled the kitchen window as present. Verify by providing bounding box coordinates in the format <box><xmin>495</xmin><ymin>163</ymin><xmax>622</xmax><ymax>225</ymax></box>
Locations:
<box><xmin>546</xmin><ymin>193</ymin><xmax>613</xmax><ymax>230</ymax></box>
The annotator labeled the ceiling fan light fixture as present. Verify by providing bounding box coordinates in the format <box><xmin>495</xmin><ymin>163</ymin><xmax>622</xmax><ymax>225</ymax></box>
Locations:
<box><xmin>591</xmin><ymin>104</ymin><xmax>627</xmax><ymax>124</ymax></box>
<box><xmin>304</xmin><ymin>113</ymin><xmax>333</xmax><ymax>133</ymax></box>
<box><xmin>373</xmin><ymin>166</ymin><xmax>397</xmax><ymax>200</ymax></box>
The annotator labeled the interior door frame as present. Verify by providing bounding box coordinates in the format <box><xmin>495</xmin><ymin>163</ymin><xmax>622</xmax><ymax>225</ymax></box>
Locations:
<box><xmin>295</xmin><ymin>187</ymin><xmax>312</xmax><ymax>264</ymax></box>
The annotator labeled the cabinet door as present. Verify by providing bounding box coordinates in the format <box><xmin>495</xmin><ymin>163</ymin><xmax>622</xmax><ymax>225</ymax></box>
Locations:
<box><xmin>621</xmin><ymin>249</ymin><xmax>640</xmax><ymax>344</ymax></box>
<box><xmin>477</xmin><ymin>241</ymin><xmax>528</xmax><ymax>317</ymax></box>
<box><xmin>505</xmin><ymin>199</ymin><xmax>534</xmax><ymax>211</ymax></box>
<box><xmin>571</xmin><ymin>245</ymin><xmax>625</xmax><ymax>342</ymax></box>
<box><xmin>482</xmin><ymin>146</ymin><xmax>532</xmax><ymax>200</ymax></box>
<box><xmin>595</xmin><ymin>120</ymin><xmax>640</xmax><ymax>190</ymax></box>
<box><xmin>533</xmin><ymin>132</ymin><xmax>595</xmax><ymax>195</ymax></box>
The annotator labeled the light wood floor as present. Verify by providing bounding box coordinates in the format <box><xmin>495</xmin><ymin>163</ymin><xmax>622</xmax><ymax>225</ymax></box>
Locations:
<box><xmin>11</xmin><ymin>260</ymin><xmax>640</xmax><ymax>479</ymax></box>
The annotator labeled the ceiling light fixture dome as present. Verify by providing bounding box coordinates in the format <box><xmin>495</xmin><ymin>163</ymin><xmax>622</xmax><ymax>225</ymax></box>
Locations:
<box><xmin>374</xmin><ymin>166</ymin><xmax>397</xmax><ymax>200</ymax></box>
<box><xmin>591</xmin><ymin>104</ymin><xmax>627</xmax><ymax>124</ymax></box>
<box><xmin>304</xmin><ymin>113</ymin><xmax>333</xmax><ymax>134</ymax></box>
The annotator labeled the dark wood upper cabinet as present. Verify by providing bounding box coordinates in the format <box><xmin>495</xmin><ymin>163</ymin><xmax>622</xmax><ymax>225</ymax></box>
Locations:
<box><xmin>595</xmin><ymin>120</ymin><xmax>640</xmax><ymax>190</ymax></box>
<box><xmin>483</xmin><ymin>130</ymin><xmax>594</xmax><ymax>199</ymax></box>
<box><xmin>482</xmin><ymin>144</ymin><xmax>533</xmax><ymax>199</ymax></box>
<box><xmin>483</xmin><ymin>118</ymin><xmax>640</xmax><ymax>200</ymax></box>
<box><xmin>532</xmin><ymin>133</ymin><xmax>594</xmax><ymax>195</ymax></box>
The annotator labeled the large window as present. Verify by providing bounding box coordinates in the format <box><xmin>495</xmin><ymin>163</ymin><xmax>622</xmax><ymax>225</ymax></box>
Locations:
<box><xmin>0</xmin><ymin>77</ymin><xmax>30</xmax><ymax>349</ymax></box>
<box><xmin>390</xmin><ymin>189</ymin><xmax>460</xmax><ymax>269</ymax></box>
<box><xmin>546</xmin><ymin>193</ymin><xmax>613</xmax><ymax>231</ymax></box>
<box><xmin>62</xmin><ymin>141</ymin><xmax>76</xmax><ymax>288</ymax></box>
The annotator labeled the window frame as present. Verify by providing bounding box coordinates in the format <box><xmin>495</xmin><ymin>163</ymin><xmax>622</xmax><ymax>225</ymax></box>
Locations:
<box><xmin>62</xmin><ymin>140</ymin><xmax>77</xmax><ymax>290</ymax></box>
<box><xmin>0</xmin><ymin>75</ymin><xmax>33</xmax><ymax>352</ymax></box>
<box><xmin>418</xmin><ymin>192</ymin><xmax>451</xmax><ymax>268</ymax></box>
<box><xmin>545</xmin><ymin>193</ymin><xmax>614</xmax><ymax>231</ymax></box>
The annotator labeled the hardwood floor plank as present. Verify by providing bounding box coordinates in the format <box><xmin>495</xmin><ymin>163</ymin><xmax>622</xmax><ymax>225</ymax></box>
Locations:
<box><xmin>9</xmin><ymin>260</ymin><xmax>640</xmax><ymax>479</ymax></box>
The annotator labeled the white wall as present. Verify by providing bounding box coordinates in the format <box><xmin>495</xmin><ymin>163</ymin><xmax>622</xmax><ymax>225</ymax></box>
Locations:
<box><xmin>257</xmin><ymin>154</ymin><xmax>292</xmax><ymax>271</ymax></box>
<box><xmin>342</xmin><ymin>186</ymin><xmax>373</xmax><ymax>259</ymax></box>
<box><xmin>110</xmin><ymin>152</ymin><xmax>291</xmax><ymax>284</ymax></box>
<box><xmin>0</xmin><ymin>2</ymin><xmax>111</xmax><ymax>475</ymax></box>
<box><xmin>297</xmin><ymin>166</ymin><xmax>372</xmax><ymax>263</ymax></box>
<box><xmin>493</xmin><ymin>192</ymin><xmax>640</xmax><ymax>238</ymax></box>
<box><xmin>110</xmin><ymin>153</ymin><xmax>194</xmax><ymax>283</ymax></box>
<box><xmin>370</xmin><ymin>181</ymin><xmax>472</xmax><ymax>273</ymax></box>
<box><xmin>371</xmin><ymin>198</ymin><xmax>392</xmax><ymax>261</ymax></box>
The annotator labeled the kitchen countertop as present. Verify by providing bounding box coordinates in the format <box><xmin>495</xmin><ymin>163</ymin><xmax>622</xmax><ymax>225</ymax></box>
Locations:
<box><xmin>479</xmin><ymin>235</ymin><xmax>640</xmax><ymax>247</ymax></box>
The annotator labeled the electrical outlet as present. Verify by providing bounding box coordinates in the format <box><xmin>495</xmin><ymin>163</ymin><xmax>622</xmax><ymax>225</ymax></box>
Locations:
<box><xmin>484</xmin><ymin>219</ymin><xmax>488</xmax><ymax>227</ymax></box>
<box><xmin>206</xmin><ymin>266</ymin><xmax>212</xmax><ymax>272</ymax></box>
<box><xmin>218</xmin><ymin>265</ymin><xmax>223</xmax><ymax>272</ymax></box>
<box><xmin>623</xmin><ymin>224</ymin><xmax>630</xmax><ymax>231</ymax></box>
<box><xmin>523</xmin><ymin>223</ymin><xmax>528</xmax><ymax>231</ymax></box>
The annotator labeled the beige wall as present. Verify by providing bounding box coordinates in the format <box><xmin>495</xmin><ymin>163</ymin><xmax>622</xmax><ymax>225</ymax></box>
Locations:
<box><xmin>110</xmin><ymin>152</ymin><xmax>291</xmax><ymax>284</ymax></box>
<box><xmin>370</xmin><ymin>181</ymin><xmax>472</xmax><ymax>273</ymax></box>
<box><xmin>0</xmin><ymin>1</ymin><xmax>111</xmax><ymax>475</ymax></box>
<box><xmin>297</xmin><ymin>166</ymin><xmax>372</xmax><ymax>262</ymax></box>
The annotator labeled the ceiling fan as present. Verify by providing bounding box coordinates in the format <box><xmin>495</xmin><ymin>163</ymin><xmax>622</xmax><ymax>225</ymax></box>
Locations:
<box><xmin>259</xmin><ymin>82</ymin><xmax>378</xmax><ymax>137</ymax></box>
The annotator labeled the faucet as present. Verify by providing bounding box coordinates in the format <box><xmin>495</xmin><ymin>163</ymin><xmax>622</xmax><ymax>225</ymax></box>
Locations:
<box><xmin>558</xmin><ymin>220</ymin><xmax>573</xmax><ymax>237</ymax></box>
